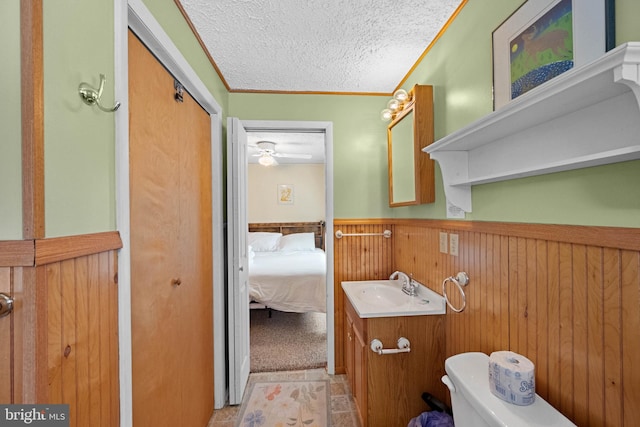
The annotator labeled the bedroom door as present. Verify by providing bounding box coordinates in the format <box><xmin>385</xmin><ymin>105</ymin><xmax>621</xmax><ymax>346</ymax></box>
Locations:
<box><xmin>227</xmin><ymin>117</ymin><xmax>251</xmax><ymax>404</ymax></box>
<box><xmin>129</xmin><ymin>31</ymin><xmax>214</xmax><ymax>425</ymax></box>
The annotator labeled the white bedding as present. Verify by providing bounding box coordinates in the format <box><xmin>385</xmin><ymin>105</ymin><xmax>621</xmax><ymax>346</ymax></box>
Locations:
<box><xmin>248</xmin><ymin>248</ymin><xmax>327</xmax><ymax>313</ymax></box>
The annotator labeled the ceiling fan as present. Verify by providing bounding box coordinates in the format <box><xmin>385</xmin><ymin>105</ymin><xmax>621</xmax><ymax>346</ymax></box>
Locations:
<box><xmin>251</xmin><ymin>141</ymin><xmax>312</xmax><ymax>166</ymax></box>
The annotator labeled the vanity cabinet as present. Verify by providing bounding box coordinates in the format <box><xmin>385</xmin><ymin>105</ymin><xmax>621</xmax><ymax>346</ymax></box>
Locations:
<box><xmin>387</xmin><ymin>84</ymin><xmax>435</xmax><ymax>207</ymax></box>
<box><xmin>344</xmin><ymin>295</ymin><xmax>446</xmax><ymax>427</ymax></box>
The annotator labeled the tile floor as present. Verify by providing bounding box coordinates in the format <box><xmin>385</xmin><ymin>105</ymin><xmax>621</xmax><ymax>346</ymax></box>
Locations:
<box><xmin>207</xmin><ymin>368</ymin><xmax>361</xmax><ymax>427</ymax></box>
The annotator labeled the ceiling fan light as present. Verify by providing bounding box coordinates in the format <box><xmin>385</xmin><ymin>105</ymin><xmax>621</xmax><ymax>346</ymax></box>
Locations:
<box><xmin>258</xmin><ymin>154</ymin><xmax>277</xmax><ymax>166</ymax></box>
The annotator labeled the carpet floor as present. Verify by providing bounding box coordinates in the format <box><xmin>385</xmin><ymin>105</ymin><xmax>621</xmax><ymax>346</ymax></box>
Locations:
<box><xmin>250</xmin><ymin>309</ymin><xmax>327</xmax><ymax>373</ymax></box>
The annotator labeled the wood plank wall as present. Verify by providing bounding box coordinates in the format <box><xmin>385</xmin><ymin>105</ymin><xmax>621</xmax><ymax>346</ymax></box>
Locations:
<box><xmin>334</xmin><ymin>219</ymin><xmax>640</xmax><ymax>427</ymax></box>
<box><xmin>45</xmin><ymin>250</ymin><xmax>120</xmax><ymax>427</ymax></box>
<box><xmin>333</xmin><ymin>221</ymin><xmax>395</xmax><ymax>375</ymax></box>
<box><xmin>0</xmin><ymin>233</ymin><xmax>121</xmax><ymax>427</ymax></box>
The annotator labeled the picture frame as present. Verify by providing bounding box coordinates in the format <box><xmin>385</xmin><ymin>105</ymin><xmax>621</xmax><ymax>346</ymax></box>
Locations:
<box><xmin>492</xmin><ymin>0</ymin><xmax>615</xmax><ymax>110</ymax></box>
<box><xmin>277</xmin><ymin>184</ymin><xmax>294</xmax><ymax>205</ymax></box>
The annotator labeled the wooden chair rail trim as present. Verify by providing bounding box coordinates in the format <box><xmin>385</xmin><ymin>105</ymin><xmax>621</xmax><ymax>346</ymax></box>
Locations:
<box><xmin>334</xmin><ymin>218</ymin><xmax>396</xmax><ymax>225</ymax></box>
<box><xmin>0</xmin><ymin>241</ymin><xmax>35</xmax><ymax>267</ymax></box>
<box><xmin>34</xmin><ymin>231</ymin><xmax>122</xmax><ymax>265</ymax></box>
<box><xmin>334</xmin><ymin>218</ymin><xmax>640</xmax><ymax>251</ymax></box>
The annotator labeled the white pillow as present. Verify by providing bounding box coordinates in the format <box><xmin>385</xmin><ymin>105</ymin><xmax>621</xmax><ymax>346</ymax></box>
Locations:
<box><xmin>279</xmin><ymin>232</ymin><xmax>316</xmax><ymax>252</ymax></box>
<box><xmin>248</xmin><ymin>232</ymin><xmax>282</xmax><ymax>251</ymax></box>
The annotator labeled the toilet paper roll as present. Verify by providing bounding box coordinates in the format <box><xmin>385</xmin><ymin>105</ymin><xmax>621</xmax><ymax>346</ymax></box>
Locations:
<box><xmin>488</xmin><ymin>351</ymin><xmax>536</xmax><ymax>406</ymax></box>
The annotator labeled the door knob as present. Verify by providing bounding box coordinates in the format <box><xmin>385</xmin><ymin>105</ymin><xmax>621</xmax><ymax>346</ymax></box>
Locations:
<box><xmin>0</xmin><ymin>293</ymin><xmax>14</xmax><ymax>318</ymax></box>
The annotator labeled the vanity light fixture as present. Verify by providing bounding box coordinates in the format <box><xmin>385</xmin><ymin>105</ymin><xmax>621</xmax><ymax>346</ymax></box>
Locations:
<box><xmin>381</xmin><ymin>88</ymin><xmax>411</xmax><ymax>121</ymax></box>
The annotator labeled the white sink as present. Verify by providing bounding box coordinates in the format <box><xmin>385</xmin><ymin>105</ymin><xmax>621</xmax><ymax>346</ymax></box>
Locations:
<box><xmin>357</xmin><ymin>284</ymin><xmax>407</xmax><ymax>307</ymax></box>
<box><xmin>342</xmin><ymin>279</ymin><xmax>446</xmax><ymax>318</ymax></box>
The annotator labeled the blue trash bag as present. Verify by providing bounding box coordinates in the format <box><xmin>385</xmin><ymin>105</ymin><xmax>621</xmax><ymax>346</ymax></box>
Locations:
<box><xmin>408</xmin><ymin>410</ymin><xmax>455</xmax><ymax>427</ymax></box>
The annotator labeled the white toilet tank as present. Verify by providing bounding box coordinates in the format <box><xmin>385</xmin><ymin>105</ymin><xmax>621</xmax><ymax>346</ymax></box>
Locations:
<box><xmin>442</xmin><ymin>352</ymin><xmax>576</xmax><ymax>427</ymax></box>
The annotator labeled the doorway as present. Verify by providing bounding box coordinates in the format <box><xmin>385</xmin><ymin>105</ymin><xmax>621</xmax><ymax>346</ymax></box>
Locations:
<box><xmin>227</xmin><ymin>119</ymin><xmax>334</xmax><ymax>403</ymax></box>
<box><xmin>246</xmin><ymin>129</ymin><xmax>327</xmax><ymax>373</ymax></box>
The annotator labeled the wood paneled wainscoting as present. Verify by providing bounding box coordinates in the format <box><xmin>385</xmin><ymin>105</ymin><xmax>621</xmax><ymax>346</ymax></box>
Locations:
<box><xmin>334</xmin><ymin>220</ymin><xmax>395</xmax><ymax>378</ymax></box>
<box><xmin>334</xmin><ymin>219</ymin><xmax>640</xmax><ymax>427</ymax></box>
<box><xmin>0</xmin><ymin>232</ymin><xmax>121</xmax><ymax>427</ymax></box>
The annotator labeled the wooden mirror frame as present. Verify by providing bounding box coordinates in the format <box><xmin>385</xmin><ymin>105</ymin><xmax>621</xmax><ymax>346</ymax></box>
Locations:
<box><xmin>387</xmin><ymin>84</ymin><xmax>435</xmax><ymax>207</ymax></box>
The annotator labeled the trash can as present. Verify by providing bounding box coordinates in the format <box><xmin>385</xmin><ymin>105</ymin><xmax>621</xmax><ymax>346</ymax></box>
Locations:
<box><xmin>408</xmin><ymin>392</ymin><xmax>455</xmax><ymax>427</ymax></box>
<box><xmin>408</xmin><ymin>411</ymin><xmax>454</xmax><ymax>427</ymax></box>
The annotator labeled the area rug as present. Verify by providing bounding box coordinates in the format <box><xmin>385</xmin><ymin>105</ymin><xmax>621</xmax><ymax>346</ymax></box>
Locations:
<box><xmin>237</xmin><ymin>380</ymin><xmax>330</xmax><ymax>427</ymax></box>
<box><xmin>250</xmin><ymin>309</ymin><xmax>327</xmax><ymax>372</ymax></box>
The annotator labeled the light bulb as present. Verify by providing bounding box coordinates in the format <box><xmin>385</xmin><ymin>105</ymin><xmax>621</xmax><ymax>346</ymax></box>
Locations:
<box><xmin>258</xmin><ymin>154</ymin><xmax>276</xmax><ymax>166</ymax></box>
<box><xmin>380</xmin><ymin>109</ymin><xmax>393</xmax><ymax>121</ymax></box>
<box><xmin>387</xmin><ymin>99</ymin><xmax>400</xmax><ymax>111</ymax></box>
<box><xmin>393</xmin><ymin>88</ymin><xmax>409</xmax><ymax>102</ymax></box>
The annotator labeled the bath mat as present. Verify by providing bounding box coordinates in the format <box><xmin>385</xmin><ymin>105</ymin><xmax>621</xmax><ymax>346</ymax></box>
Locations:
<box><xmin>237</xmin><ymin>380</ymin><xmax>330</xmax><ymax>427</ymax></box>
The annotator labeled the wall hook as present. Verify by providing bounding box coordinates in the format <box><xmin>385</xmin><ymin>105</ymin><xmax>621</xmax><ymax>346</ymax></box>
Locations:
<box><xmin>78</xmin><ymin>74</ymin><xmax>120</xmax><ymax>113</ymax></box>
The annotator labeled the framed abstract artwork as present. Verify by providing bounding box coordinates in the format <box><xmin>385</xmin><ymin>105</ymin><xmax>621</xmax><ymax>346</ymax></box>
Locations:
<box><xmin>492</xmin><ymin>0</ymin><xmax>615</xmax><ymax>110</ymax></box>
<box><xmin>277</xmin><ymin>184</ymin><xmax>294</xmax><ymax>205</ymax></box>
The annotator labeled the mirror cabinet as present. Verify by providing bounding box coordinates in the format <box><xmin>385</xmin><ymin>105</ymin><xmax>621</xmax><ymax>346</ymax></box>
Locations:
<box><xmin>387</xmin><ymin>84</ymin><xmax>435</xmax><ymax>207</ymax></box>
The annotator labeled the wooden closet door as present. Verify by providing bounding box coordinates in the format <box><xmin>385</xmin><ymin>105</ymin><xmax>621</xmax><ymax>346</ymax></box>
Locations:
<box><xmin>128</xmin><ymin>31</ymin><xmax>213</xmax><ymax>427</ymax></box>
<box><xmin>175</xmin><ymin>66</ymin><xmax>214</xmax><ymax>424</ymax></box>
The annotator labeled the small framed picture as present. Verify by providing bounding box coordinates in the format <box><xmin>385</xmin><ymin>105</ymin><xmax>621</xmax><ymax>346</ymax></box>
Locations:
<box><xmin>277</xmin><ymin>184</ymin><xmax>294</xmax><ymax>205</ymax></box>
<box><xmin>492</xmin><ymin>0</ymin><xmax>614</xmax><ymax>110</ymax></box>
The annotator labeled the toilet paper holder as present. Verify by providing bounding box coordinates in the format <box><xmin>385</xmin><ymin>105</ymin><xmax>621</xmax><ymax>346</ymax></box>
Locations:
<box><xmin>370</xmin><ymin>337</ymin><xmax>411</xmax><ymax>355</ymax></box>
<box><xmin>442</xmin><ymin>272</ymin><xmax>470</xmax><ymax>313</ymax></box>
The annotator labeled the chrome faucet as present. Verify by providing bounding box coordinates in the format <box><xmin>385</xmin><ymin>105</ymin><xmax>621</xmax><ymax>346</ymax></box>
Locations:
<box><xmin>390</xmin><ymin>271</ymin><xmax>416</xmax><ymax>296</ymax></box>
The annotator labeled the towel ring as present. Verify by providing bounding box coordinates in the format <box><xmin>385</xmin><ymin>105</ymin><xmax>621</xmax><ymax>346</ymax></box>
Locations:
<box><xmin>442</xmin><ymin>272</ymin><xmax>469</xmax><ymax>313</ymax></box>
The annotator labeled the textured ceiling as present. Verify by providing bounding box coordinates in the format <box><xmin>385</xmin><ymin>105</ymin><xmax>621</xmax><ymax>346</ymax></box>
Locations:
<box><xmin>179</xmin><ymin>0</ymin><xmax>465</xmax><ymax>94</ymax></box>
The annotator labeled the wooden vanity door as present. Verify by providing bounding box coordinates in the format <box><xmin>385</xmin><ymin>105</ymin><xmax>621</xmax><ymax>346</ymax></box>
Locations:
<box><xmin>344</xmin><ymin>298</ymin><xmax>367</xmax><ymax>426</ymax></box>
<box><xmin>352</xmin><ymin>323</ymin><xmax>367</xmax><ymax>427</ymax></box>
<box><xmin>129</xmin><ymin>30</ymin><xmax>213</xmax><ymax>427</ymax></box>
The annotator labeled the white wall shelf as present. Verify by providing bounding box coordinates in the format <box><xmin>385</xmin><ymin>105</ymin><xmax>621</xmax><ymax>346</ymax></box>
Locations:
<box><xmin>424</xmin><ymin>42</ymin><xmax>640</xmax><ymax>212</ymax></box>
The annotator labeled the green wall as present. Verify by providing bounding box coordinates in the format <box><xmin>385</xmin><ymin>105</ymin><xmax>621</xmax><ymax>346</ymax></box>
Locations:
<box><xmin>402</xmin><ymin>0</ymin><xmax>640</xmax><ymax>227</ymax></box>
<box><xmin>43</xmin><ymin>0</ymin><xmax>117</xmax><ymax>237</ymax></box>
<box><xmin>40</xmin><ymin>0</ymin><xmax>227</xmax><ymax>237</ymax></box>
<box><xmin>141</xmin><ymin>0</ymin><xmax>229</xmax><ymax>113</ymax></box>
<box><xmin>229</xmin><ymin>0</ymin><xmax>640</xmax><ymax>228</ymax></box>
<box><xmin>4</xmin><ymin>0</ymin><xmax>639</xmax><ymax>240</ymax></box>
<box><xmin>0</xmin><ymin>1</ymin><xmax>23</xmax><ymax>240</ymax></box>
<box><xmin>229</xmin><ymin>93</ymin><xmax>398</xmax><ymax>218</ymax></box>
<box><xmin>617</xmin><ymin>0</ymin><xmax>640</xmax><ymax>44</ymax></box>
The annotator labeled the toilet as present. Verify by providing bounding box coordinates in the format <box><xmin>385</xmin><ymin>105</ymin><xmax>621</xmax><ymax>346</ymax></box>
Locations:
<box><xmin>441</xmin><ymin>352</ymin><xmax>576</xmax><ymax>426</ymax></box>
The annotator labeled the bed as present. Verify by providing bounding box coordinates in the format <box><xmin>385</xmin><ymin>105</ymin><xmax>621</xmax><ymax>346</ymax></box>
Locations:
<box><xmin>248</xmin><ymin>221</ymin><xmax>326</xmax><ymax>313</ymax></box>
